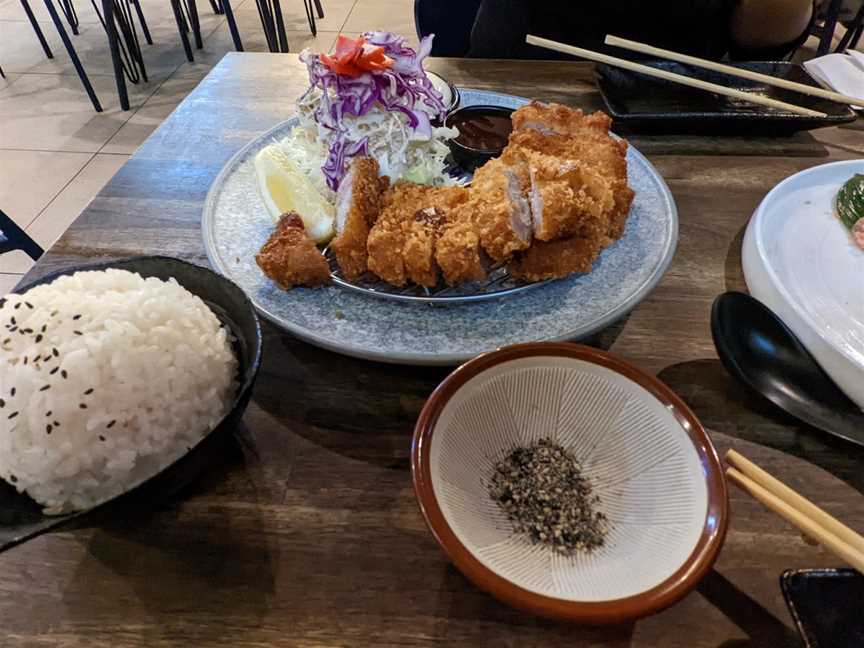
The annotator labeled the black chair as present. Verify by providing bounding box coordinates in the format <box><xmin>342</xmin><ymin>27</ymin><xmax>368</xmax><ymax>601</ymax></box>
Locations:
<box><xmin>414</xmin><ymin>0</ymin><xmax>481</xmax><ymax>56</ymax></box>
<box><xmin>0</xmin><ymin>211</ymin><xmax>44</xmax><ymax>263</ymax></box>
<box><xmin>811</xmin><ymin>0</ymin><xmax>864</xmax><ymax>54</ymax></box>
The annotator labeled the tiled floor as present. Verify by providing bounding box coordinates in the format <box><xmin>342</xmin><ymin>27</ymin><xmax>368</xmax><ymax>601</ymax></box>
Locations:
<box><xmin>0</xmin><ymin>0</ymin><xmax>416</xmax><ymax>287</ymax></box>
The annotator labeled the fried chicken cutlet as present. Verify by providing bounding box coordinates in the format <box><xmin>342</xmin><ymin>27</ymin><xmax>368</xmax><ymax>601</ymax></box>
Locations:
<box><xmin>367</xmin><ymin>183</ymin><xmax>468</xmax><ymax>287</ymax></box>
<box><xmin>468</xmin><ymin>157</ymin><xmax>532</xmax><ymax>262</ymax></box>
<box><xmin>330</xmin><ymin>157</ymin><xmax>388</xmax><ymax>281</ymax></box>
<box><xmin>256</xmin><ymin>212</ymin><xmax>331</xmax><ymax>288</ymax></box>
<box><xmin>435</xmin><ymin>203</ymin><xmax>486</xmax><ymax>285</ymax></box>
<box><xmin>507</xmin><ymin>234</ymin><xmax>603</xmax><ymax>282</ymax></box>
<box><xmin>510</xmin><ymin>102</ymin><xmax>635</xmax><ymax>242</ymax></box>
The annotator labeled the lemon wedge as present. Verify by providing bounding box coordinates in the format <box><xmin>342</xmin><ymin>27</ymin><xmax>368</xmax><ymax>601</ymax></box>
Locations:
<box><xmin>254</xmin><ymin>144</ymin><xmax>335</xmax><ymax>243</ymax></box>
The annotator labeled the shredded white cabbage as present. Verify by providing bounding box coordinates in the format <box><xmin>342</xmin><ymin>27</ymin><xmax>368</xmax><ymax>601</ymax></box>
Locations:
<box><xmin>283</xmin><ymin>91</ymin><xmax>458</xmax><ymax>199</ymax></box>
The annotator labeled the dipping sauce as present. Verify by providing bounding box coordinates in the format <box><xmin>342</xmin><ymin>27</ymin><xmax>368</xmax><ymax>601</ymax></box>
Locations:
<box><xmin>448</xmin><ymin>106</ymin><xmax>514</xmax><ymax>151</ymax></box>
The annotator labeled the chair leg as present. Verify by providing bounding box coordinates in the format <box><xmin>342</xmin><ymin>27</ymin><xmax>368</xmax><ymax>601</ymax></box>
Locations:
<box><xmin>222</xmin><ymin>0</ymin><xmax>243</xmax><ymax>50</ymax></box>
<box><xmin>0</xmin><ymin>211</ymin><xmax>44</xmax><ymax>262</ymax></box>
<box><xmin>254</xmin><ymin>0</ymin><xmax>278</xmax><ymax>52</ymax></box>
<box><xmin>208</xmin><ymin>0</ymin><xmax>222</xmax><ymax>13</ymax></box>
<box><xmin>59</xmin><ymin>0</ymin><xmax>79</xmax><ymax>35</ymax></box>
<box><xmin>302</xmin><ymin>0</ymin><xmax>315</xmax><ymax>37</ymax></box>
<box><xmin>21</xmin><ymin>0</ymin><xmax>54</xmax><ymax>59</ymax></box>
<box><xmin>43</xmin><ymin>0</ymin><xmax>103</xmax><ymax>112</ymax></box>
<box><xmin>818</xmin><ymin>0</ymin><xmax>843</xmax><ymax>55</ymax></box>
<box><xmin>131</xmin><ymin>0</ymin><xmax>152</xmax><ymax>44</ymax></box>
<box><xmin>98</xmin><ymin>0</ymin><xmax>128</xmax><ymax>109</ymax></box>
<box><xmin>185</xmin><ymin>0</ymin><xmax>203</xmax><ymax>49</ymax></box>
<box><xmin>0</xmin><ymin>64</ymin><xmax>5</xmax><ymax>79</ymax></box>
<box><xmin>312</xmin><ymin>0</ymin><xmax>322</xmax><ymax>20</ymax></box>
<box><xmin>170</xmin><ymin>0</ymin><xmax>195</xmax><ymax>61</ymax></box>
<box><xmin>836</xmin><ymin>4</ymin><xmax>864</xmax><ymax>52</ymax></box>
<box><xmin>273</xmin><ymin>0</ymin><xmax>289</xmax><ymax>51</ymax></box>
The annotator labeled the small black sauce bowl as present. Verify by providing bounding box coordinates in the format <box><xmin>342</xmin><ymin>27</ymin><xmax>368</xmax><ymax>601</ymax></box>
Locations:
<box><xmin>0</xmin><ymin>256</ymin><xmax>262</xmax><ymax>552</ymax></box>
<box><xmin>445</xmin><ymin>105</ymin><xmax>514</xmax><ymax>172</ymax></box>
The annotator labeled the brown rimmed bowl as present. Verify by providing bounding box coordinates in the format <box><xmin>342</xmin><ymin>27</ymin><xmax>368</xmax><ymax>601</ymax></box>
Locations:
<box><xmin>411</xmin><ymin>342</ymin><xmax>728</xmax><ymax>624</ymax></box>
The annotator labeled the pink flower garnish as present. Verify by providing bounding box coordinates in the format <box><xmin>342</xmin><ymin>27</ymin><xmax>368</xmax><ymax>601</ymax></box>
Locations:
<box><xmin>853</xmin><ymin>219</ymin><xmax>864</xmax><ymax>251</ymax></box>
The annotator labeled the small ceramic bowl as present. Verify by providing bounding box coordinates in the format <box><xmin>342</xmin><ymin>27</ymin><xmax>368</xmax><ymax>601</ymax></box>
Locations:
<box><xmin>0</xmin><ymin>256</ymin><xmax>262</xmax><ymax>552</ymax></box>
<box><xmin>412</xmin><ymin>343</ymin><xmax>728</xmax><ymax>624</ymax></box>
<box><xmin>426</xmin><ymin>71</ymin><xmax>460</xmax><ymax>114</ymax></box>
<box><xmin>445</xmin><ymin>105</ymin><xmax>514</xmax><ymax>171</ymax></box>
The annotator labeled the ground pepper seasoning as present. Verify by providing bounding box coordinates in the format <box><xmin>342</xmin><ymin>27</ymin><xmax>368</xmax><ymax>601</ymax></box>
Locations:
<box><xmin>488</xmin><ymin>438</ymin><xmax>608</xmax><ymax>555</ymax></box>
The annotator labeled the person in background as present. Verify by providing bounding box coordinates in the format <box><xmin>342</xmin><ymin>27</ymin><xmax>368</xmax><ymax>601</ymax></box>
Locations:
<box><xmin>467</xmin><ymin>0</ymin><xmax>816</xmax><ymax>60</ymax></box>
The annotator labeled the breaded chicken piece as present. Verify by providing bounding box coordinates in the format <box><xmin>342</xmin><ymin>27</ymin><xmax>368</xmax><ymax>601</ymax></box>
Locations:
<box><xmin>507</xmin><ymin>233</ymin><xmax>604</xmax><ymax>282</ymax></box>
<box><xmin>507</xmin><ymin>128</ymin><xmax>633</xmax><ymax>242</ymax></box>
<box><xmin>435</xmin><ymin>205</ymin><xmax>486</xmax><ymax>285</ymax></box>
<box><xmin>403</xmin><ymin>207</ymin><xmax>445</xmax><ymax>287</ymax></box>
<box><xmin>469</xmin><ymin>158</ymin><xmax>532</xmax><ymax>262</ymax></box>
<box><xmin>511</xmin><ymin>101</ymin><xmax>613</xmax><ymax>137</ymax></box>
<box><xmin>502</xmin><ymin>144</ymin><xmax>614</xmax><ymax>242</ymax></box>
<box><xmin>330</xmin><ymin>157</ymin><xmax>388</xmax><ymax>281</ymax></box>
<box><xmin>256</xmin><ymin>212</ymin><xmax>331</xmax><ymax>288</ymax></box>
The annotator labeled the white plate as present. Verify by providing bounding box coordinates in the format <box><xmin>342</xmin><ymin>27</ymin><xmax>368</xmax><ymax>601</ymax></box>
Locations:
<box><xmin>743</xmin><ymin>160</ymin><xmax>864</xmax><ymax>409</ymax></box>
<box><xmin>202</xmin><ymin>89</ymin><xmax>678</xmax><ymax>365</ymax></box>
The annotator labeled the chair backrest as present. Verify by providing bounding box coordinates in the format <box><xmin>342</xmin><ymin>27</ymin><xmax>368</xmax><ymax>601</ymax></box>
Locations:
<box><xmin>414</xmin><ymin>0</ymin><xmax>482</xmax><ymax>56</ymax></box>
<box><xmin>0</xmin><ymin>209</ymin><xmax>43</xmax><ymax>261</ymax></box>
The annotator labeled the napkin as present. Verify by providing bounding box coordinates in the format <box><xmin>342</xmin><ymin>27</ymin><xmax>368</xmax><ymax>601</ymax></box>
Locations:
<box><xmin>803</xmin><ymin>52</ymin><xmax>864</xmax><ymax>109</ymax></box>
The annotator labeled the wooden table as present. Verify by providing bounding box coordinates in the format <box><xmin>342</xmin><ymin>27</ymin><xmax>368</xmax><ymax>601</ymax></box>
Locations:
<box><xmin>3</xmin><ymin>54</ymin><xmax>864</xmax><ymax>647</ymax></box>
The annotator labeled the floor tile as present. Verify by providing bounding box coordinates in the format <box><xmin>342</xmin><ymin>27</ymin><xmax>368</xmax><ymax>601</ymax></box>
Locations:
<box><xmin>0</xmin><ymin>72</ymin><xmax>153</xmax><ymax>151</ymax></box>
<box><xmin>0</xmin><ymin>0</ymin><xmax>101</xmax><ymax>24</ymax></box>
<box><xmin>199</xmin><ymin>17</ymin><xmax>336</xmax><ymax>64</ymax></box>
<box><xmin>27</xmin><ymin>21</ymin><xmax>190</xmax><ymax>82</ymax></box>
<box><xmin>342</xmin><ymin>0</ymin><xmax>414</xmax><ymax>41</ymax></box>
<box><xmin>0</xmin><ymin>273</ymin><xmax>23</xmax><ymax>295</ymax></box>
<box><xmin>26</xmin><ymin>153</ymin><xmax>129</xmax><ymax>249</ymax></box>
<box><xmin>0</xmin><ymin>71</ymin><xmax>19</xmax><ymax>91</ymax></box>
<box><xmin>0</xmin><ymin>149</ymin><xmax>92</xmax><ymax>227</ymax></box>
<box><xmin>0</xmin><ymin>18</ymin><xmax>65</xmax><ymax>73</ymax></box>
<box><xmin>101</xmin><ymin>66</ymin><xmax>210</xmax><ymax>153</ymax></box>
<box><xmin>235</xmin><ymin>0</ymin><xmax>354</xmax><ymax>34</ymax></box>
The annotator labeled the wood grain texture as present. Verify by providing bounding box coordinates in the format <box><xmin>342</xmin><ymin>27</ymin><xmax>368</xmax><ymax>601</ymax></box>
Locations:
<box><xmin>4</xmin><ymin>54</ymin><xmax>864</xmax><ymax>647</ymax></box>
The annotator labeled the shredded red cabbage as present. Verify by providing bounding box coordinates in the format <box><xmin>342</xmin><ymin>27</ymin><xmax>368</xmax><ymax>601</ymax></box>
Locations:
<box><xmin>299</xmin><ymin>32</ymin><xmax>446</xmax><ymax>191</ymax></box>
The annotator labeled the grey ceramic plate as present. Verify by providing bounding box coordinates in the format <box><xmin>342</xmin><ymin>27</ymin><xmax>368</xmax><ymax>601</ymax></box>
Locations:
<box><xmin>202</xmin><ymin>89</ymin><xmax>678</xmax><ymax>366</ymax></box>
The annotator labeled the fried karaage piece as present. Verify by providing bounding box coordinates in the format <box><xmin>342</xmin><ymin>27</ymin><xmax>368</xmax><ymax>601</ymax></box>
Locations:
<box><xmin>330</xmin><ymin>157</ymin><xmax>388</xmax><ymax>281</ymax></box>
<box><xmin>256</xmin><ymin>212</ymin><xmax>331</xmax><ymax>288</ymax></box>
<box><xmin>507</xmin><ymin>233</ymin><xmax>604</xmax><ymax>282</ymax></box>
<box><xmin>435</xmin><ymin>204</ymin><xmax>486</xmax><ymax>285</ymax></box>
<box><xmin>468</xmin><ymin>158</ymin><xmax>532</xmax><ymax>262</ymax></box>
<box><xmin>403</xmin><ymin>207</ymin><xmax>445</xmax><ymax>287</ymax></box>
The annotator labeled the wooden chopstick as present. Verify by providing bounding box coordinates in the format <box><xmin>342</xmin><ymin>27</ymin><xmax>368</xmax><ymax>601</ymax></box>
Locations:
<box><xmin>525</xmin><ymin>34</ymin><xmax>827</xmax><ymax>118</ymax></box>
<box><xmin>725</xmin><ymin>450</ymin><xmax>864</xmax><ymax>572</ymax></box>
<box><xmin>727</xmin><ymin>449</ymin><xmax>864</xmax><ymax>555</ymax></box>
<box><xmin>605</xmin><ymin>34</ymin><xmax>864</xmax><ymax>107</ymax></box>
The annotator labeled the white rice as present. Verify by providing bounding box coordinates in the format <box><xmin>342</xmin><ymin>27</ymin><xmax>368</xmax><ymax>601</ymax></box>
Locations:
<box><xmin>0</xmin><ymin>269</ymin><xmax>238</xmax><ymax>515</ymax></box>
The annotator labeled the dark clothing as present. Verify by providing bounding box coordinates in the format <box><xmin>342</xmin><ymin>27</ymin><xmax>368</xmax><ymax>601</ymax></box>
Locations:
<box><xmin>467</xmin><ymin>0</ymin><xmax>813</xmax><ymax>61</ymax></box>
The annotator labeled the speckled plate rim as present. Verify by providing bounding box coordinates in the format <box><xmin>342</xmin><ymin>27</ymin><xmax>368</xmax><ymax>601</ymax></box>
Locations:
<box><xmin>411</xmin><ymin>342</ymin><xmax>729</xmax><ymax>623</ymax></box>
<box><xmin>202</xmin><ymin>90</ymin><xmax>679</xmax><ymax>366</ymax></box>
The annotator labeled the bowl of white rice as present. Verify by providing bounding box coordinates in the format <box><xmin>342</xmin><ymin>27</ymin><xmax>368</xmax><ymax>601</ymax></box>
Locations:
<box><xmin>0</xmin><ymin>256</ymin><xmax>261</xmax><ymax>549</ymax></box>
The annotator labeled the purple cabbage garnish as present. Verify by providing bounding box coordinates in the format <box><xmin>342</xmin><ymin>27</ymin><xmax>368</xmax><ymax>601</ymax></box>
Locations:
<box><xmin>299</xmin><ymin>32</ymin><xmax>446</xmax><ymax>191</ymax></box>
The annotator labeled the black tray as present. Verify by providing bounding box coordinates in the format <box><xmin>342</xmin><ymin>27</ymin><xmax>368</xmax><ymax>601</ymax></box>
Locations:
<box><xmin>781</xmin><ymin>568</ymin><xmax>864</xmax><ymax>648</ymax></box>
<box><xmin>596</xmin><ymin>60</ymin><xmax>857</xmax><ymax>135</ymax></box>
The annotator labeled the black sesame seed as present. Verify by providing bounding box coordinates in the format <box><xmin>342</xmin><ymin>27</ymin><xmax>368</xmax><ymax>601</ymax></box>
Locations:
<box><xmin>0</xmin><ymin>399</ymin><xmax>4</xmax><ymax>408</ymax></box>
<box><xmin>83</xmin><ymin>388</ymin><xmax>93</xmax><ymax>395</ymax></box>
<box><xmin>79</xmin><ymin>403</ymin><xmax>87</xmax><ymax>409</ymax></box>
<box><xmin>35</xmin><ymin>335</ymin><xmax>43</xmax><ymax>343</ymax></box>
<box><xmin>10</xmin><ymin>388</ymin><xmax>15</xmax><ymax>396</ymax></box>
<box><xmin>7</xmin><ymin>412</ymin><xmax>17</xmax><ymax>420</ymax></box>
<box><xmin>50</xmin><ymin>310</ymin><xmax>58</xmax><ymax>317</ymax></box>
<box><xmin>23</xmin><ymin>356</ymin><xmax>27</xmax><ymax>365</ymax></box>
<box><xmin>106</xmin><ymin>420</ymin><xmax>116</xmax><ymax>429</ymax></box>
<box><xmin>8</xmin><ymin>327</ymin><xmax>15</xmax><ymax>333</ymax></box>
<box><xmin>2</xmin><ymin>338</ymin><xmax>9</xmax><ymax>345</ymax></box>
<box><xmin>49</xmin><ymin>367</ymin><xmax>59</xmax><ymax>375</ymax></box>
<box><xmin>24</xmin><ymin>302</ymin><xmax>32</xmax><ymax>310</ymax></box>
<box><xmin>53</xmin><ymin>421</ymin><xmax>60</xmax><ymax>427</ymax></box>
<box><xmin>52</xmin><ymin>348</ymin><xmax>58</xmax><ymax>357</ymax></box>
<box><xmin>39</xmin><ymin>385</ymin><xmax>50</xmax><ymax>392</ymax></box>
<box><xmin>73</xmin><ymin>331</ymin><xmax>82</xmax><ymax>336</ymax></box>
<box><xmin>40</xmin><ymin>324</ymin><xmax>47</xmax><ymax>333</ymax></box>
<box><xmin>13</xmin><ymin>303</ymin><xmax>20</xmax><ymax>310</ymax></box>
<box><xmin>10</xmin><ymin>317</ymin><xmax>15</xmax><ymax>325</ymax></box>
<box><xmin>73</xmin><ymin>314</ymin><xmax>82</xmax><ymax>321</ymax></box>
<box><xmin>23</xmin><ymin>328</ymin><xmax>33</xmax><ymax>334</ymax></box>
<box><xmin>46</xmin><ymin>411</ymin><xmax>52</xmax><ymax>417</ymax></box>
<box><xmin>9</xmin><ymin>475</ymin><xmax>17</xmax><ymax>483</ymax></box>
<box><xmin>0</xmin><ymin>298</ymin><xmax>5</xmax><ymax>308</ymax></box>
<box><xmin>98</xmin><ymin>435</ymin><xmax>105</xmax><ymax>442</ymax></box>
<box><xmin>46</xmin><ymin>425</ymin><xmax>52</xmax><ymax>435</ymax></box>
<box><xmin>61</xmin><ymin>370</ymin><xmax>68</xmax><ymax>379</ymax></box>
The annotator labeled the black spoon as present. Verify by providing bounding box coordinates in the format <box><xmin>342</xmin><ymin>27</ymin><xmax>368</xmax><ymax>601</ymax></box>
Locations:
<box><xmin>711</xmin><ymin>291</ymin><xmax>864</xmax><ymax>447</ymax></box>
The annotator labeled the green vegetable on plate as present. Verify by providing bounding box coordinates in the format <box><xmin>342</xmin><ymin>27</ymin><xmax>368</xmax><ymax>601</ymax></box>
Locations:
<box><xmin>836</xmin><ymin>174</ymin><xmax>864</xmax><ymax>250</ymax></box>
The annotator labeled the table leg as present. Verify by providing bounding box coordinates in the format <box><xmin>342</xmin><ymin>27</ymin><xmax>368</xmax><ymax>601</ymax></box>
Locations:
<box><xmin>21</xmin><ymin>0</ymin><xmax>54</xmax><ymax>58</ymax></box>
<box><xmin>44</xmin><ymin>0</ymin><xmax>104</xmax><ymax>112</ymax></box>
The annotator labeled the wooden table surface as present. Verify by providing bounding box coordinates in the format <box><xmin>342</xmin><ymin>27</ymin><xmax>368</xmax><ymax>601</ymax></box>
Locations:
<box><xmin>3</xmin><ymin>53</ymin><xmax>864</xmax><ymax>647</ymax></box>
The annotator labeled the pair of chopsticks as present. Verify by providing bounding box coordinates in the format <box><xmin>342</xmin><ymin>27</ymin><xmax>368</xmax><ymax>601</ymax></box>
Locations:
<box><xmin>726</xmin><ymin>449</ymin><xmax>864</xmax><ymax>572</ymax></box>
<box><xmin>526</xmin><ymin>33</ymin><xmax>864</xmax><ymax>118</ymax></box>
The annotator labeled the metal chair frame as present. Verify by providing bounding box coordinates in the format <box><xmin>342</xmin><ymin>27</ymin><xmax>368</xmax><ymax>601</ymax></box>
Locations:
<box><xmin>0</xmin><ymin>211</ymin><xmax>44</xmax><ymax>263</ymax></box>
